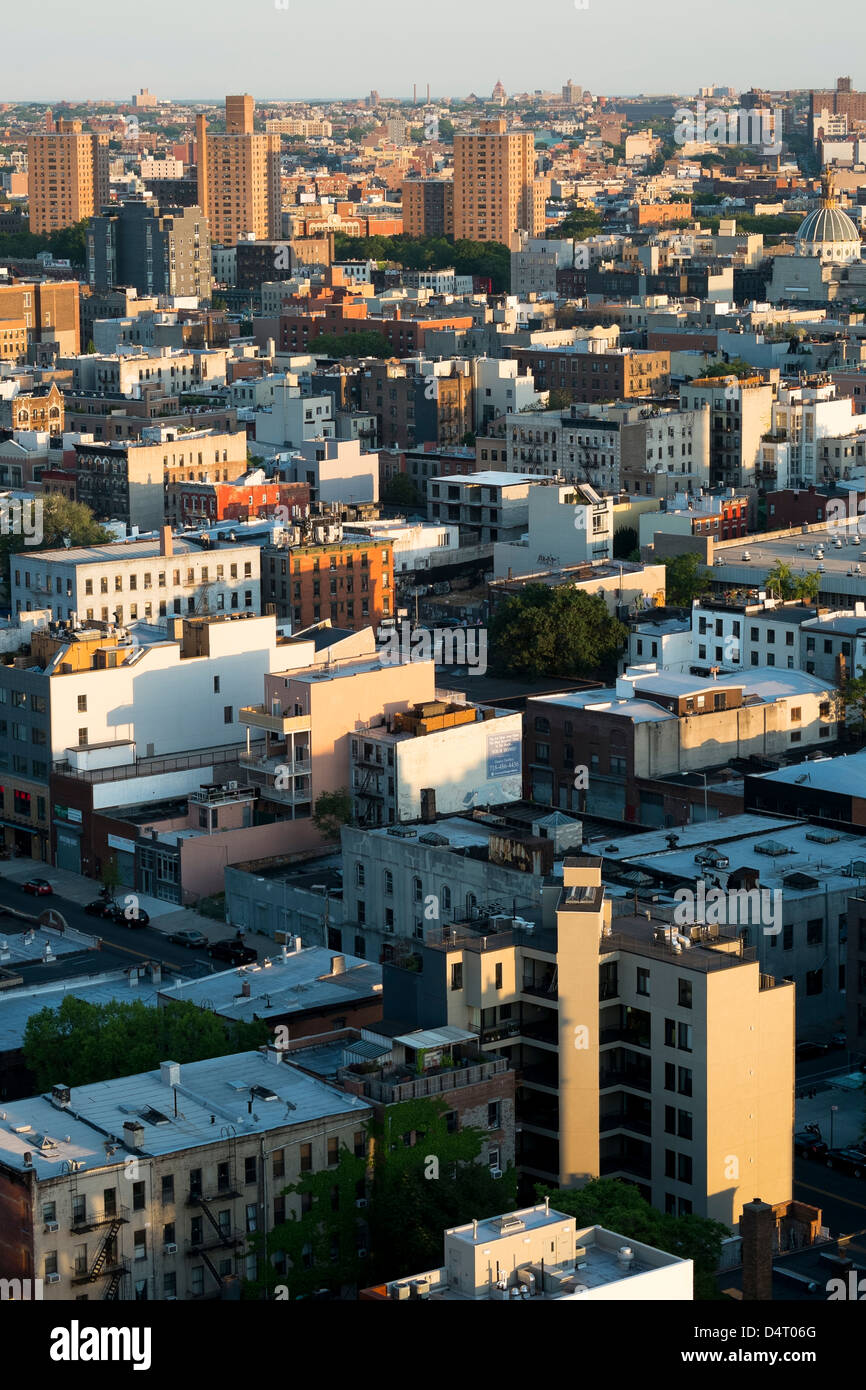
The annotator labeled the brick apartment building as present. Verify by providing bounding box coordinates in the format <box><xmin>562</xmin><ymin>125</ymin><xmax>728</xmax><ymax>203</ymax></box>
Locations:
<box><xmin>261</xmin><ymin>537</ymin><xmax>394</xmax><ymax>631</ymax></box>
<box><xmin>359</xmin><ymin>360</ymin><xmax>474</xmax><ymax>450</ymax></box>
<box><xmin>0</xmin><ymin>281</ymin><xmax>80</xmax><ymax>358</ymax></box>
<box><xmin>27</xmin><ymin>120</ymin><xmax>109</xmax><ymax>234</ymax></box>
<box><xmin>511</xmin><ymin>346</ymin><xmax>670</xmax><ymax>405</ymax></box>
<box><xmin>401</xmin><ymin>178</ymin><xmax>454</xmax><ymax>236</ymax></box>
<box><xmin>171</xmin><ymin>479</ymin><xmax>310</xmax><ymax>527</ymax></box>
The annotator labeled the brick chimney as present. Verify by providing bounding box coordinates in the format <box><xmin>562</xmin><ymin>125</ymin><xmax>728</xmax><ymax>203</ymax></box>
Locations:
<box><xmin>741</xmin><ymin>1198</ymin><xmax>775</xmax><ymax>1301</ymax></box>
<box><xmin>159</xmin><ymin>525</ymin><xmax>173</xmax><ymax>558</ymax></box>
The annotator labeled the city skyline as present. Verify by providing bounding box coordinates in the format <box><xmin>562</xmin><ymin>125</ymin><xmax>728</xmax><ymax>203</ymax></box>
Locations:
<box><xmin>8</xmin><ymin>0</ymin><xmax>864</xmax><ymax>102</ymax></box>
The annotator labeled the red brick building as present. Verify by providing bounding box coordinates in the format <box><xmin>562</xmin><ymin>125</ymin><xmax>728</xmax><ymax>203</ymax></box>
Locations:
<box><xmin>175</xmin><ymin>479</ymin><xmax>310</xmax><ymax>525</ymax></box>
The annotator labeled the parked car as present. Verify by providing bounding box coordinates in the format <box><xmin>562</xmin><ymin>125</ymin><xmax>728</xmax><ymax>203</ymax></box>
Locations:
<box><xmin>825</xmin><ymin>1147</ymin><xmax>866</xmax><ymax>1178</ymax></box>
<box><xmin>829</xmin><ymin>1033</ymin><xmax>848</xmax><ymax>1050</ymax></box>
<box><xmin>795</xmin><ymin>1041</ymin><xmax>831</xmax><ymax>1061</ymax></box>
<box><xmin>104</xmin><ymin>901</ymin><xmax>149</xmax><ymax>928</ymax></box>
<box><xmin>21</xmin><ymin>878</ymin><xmax>53</xmax><ymax>896</ymax></box>
<box><xmin>794</xmin><ymin>1130</ymin><xmax>828</xmax><ymax>1160</ymax></box>
<box><xmin>208</xmin><ymin>938</ymin><xmax>257</xmax><ymax>966</ymax></box>
<box><xmin>167</xmin><ymin>929</ymin><xmax>208</xmax><ymax>949</ymax></box>
<box><xmin>84</xmin><ymin>900</ymin><xmax>114</xmax><ymax>918</ymax></box>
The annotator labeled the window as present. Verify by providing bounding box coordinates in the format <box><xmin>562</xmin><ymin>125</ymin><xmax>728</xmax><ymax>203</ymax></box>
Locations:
<box><xmin>163</xmin><ymin>1222</ymin><xmax>175</xmax><ymax>1246</ymax></box>
<box><xmin>451</xmin><ymin>962</ymin><xmax>463</xmax><ymax>991</ymax></box>
<box><xmin>355</xmin><ymin>862</ymin><xmax>365</xmax><ymax>887</ymax></box>
<box><xmin>665</xmin><ymin>1105</ymin><xmax>676</xmax><ymax>1134</ymax></box>
<box><xmin>327</xmin><ymin>1137</ymin><xmax>339</xmax><ymax>1166</ymax></box>
<box><xmin>678</xmin><ymin>1022</ymin><xmax>693</xmax><ymax>1052</ymax></box>
<box><xmin>665</xmin><ymin>1149</ymin><xmax>676</xmax><ymax>1179</ymax></box>
<box><xmin>806</xmin><ymin>918</ymin><xmax>823</xmax><ymax>946</ymax></box>
<box><xmin>272</xmin><ymin>1149</ymin><xmax>285</xmax><ymax>1179</ymax></box>
<box><xmin>678</xmin><ymin>979</ymin><xmax>692</xmax><ymax>1009</ymax></box>
<box><xmin>132</xmin><ymin>1181</ymin><xmax>145</xmax><ymax>1212</ymax></box>
<box><xmin>664</xmin><ymin>1062</ymin><xmax>676</xmax><ymax>1092</ymax></box>
<box><xmin>77</xmin><ymin>695</ymin><xmax>87</xmax><ymax>712</ymax></box>
<box><xmin>223</xmin><ymin>706</ymin><xmax>233</xmax><ymax>724</ymax></box>
<box><xmin>806</xmin><ymin>968</ymin><xmax>823</xmax><ymax>996</ymax></box>
<box><xmin>488</xmin><ymin>1101</ymin><xmax>501</xmax><ymax>1129</ymax></box>
<box><xmin>678</xmin><ymin>1067</ymin><xmax>692</xmax><ymax>1096</ymax></box>
<box><xmin>495</xmin><ymin>962</ymin><xmax>503</xmax><ymax>989</ymax></box>
<box><xmin>213</xmin><ymin>676</ymin><xmax>220</xmax><ymax>694</ymax></box>
<box><xmin>636</xmin><ymin>967</ymin><xmax>650</xmax><ymax>996</ymax></box>
<box><xmin>664</xmin><ymin>1018</ymin><xmax>676</xmax><ymax>1047</ymax></box>
<box><xmin>245</xmin><ymin>1203</ymin><xmax>258</xmax><ymax>1233</ymax></box>
<box><xmin>244</xmin><ymin>1156</ymin><xmax>257</xmax><ymax>1185</ymax></box>
<box><xmin>161</xmin><ymin>1174</ymin><xmax>174</xmax><ymax>1204</ymax></box>
<box><xmin>300</xmin><ymin>1143</ymin><xmax>312</xmax><ymax>1173</ymax></box>
<box><xmin>678</xmin><ymin>1110</ymin><xmax>693</xmax><ymax>1141</ymax></box>
<box><xmin>134</xmin><ymin>1230</ymin><xmax>147</xmax><ymax>1261</ymax></box>
<box><xmin>677</xmin><ymin>1154</ymin><xmax>692</xmax><ymax>1184</ymax></box>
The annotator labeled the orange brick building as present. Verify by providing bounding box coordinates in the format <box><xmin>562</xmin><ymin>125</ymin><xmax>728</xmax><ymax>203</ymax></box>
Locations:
<box><xmin>262</xmin><ymin>538</ymin><xmax>394</xmax><ymax>630</ymax></box>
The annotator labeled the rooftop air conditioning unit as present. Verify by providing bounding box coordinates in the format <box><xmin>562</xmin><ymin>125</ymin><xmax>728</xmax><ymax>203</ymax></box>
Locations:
<box><xmin>355</xmin><ymin>1198</ymin><xmax>368</xmax><ymax>1208</ymax></box>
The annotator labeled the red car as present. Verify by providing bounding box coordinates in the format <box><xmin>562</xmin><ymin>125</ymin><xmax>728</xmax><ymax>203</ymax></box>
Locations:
<box><xmin>22</xmin><ymin>878</ymin><xmax>53</xmax><ymax>896</ymax></box>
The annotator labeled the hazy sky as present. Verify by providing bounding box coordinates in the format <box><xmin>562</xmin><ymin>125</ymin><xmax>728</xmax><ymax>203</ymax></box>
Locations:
<box><xmin>14</xmin><ymin>0</ymin><xmax>866</xmax><ymax>102</ymax></box>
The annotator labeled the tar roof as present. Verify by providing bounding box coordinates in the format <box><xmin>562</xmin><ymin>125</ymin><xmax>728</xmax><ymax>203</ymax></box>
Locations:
<box><xmin>0</xmin><ymin>1051</ymin><xmax>371</xmax><ymax>1177</ymax></box>
<box><xmin>157</xmin><ymin>946</ymin><xmax>382</xmax><ymax>1020</ymax></box>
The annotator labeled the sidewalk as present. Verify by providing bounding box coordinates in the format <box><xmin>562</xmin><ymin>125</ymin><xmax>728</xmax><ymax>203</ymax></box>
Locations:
<box><xmin>0</xmin><ymin>857</ymin><xmax>279</xmax><ymax>959</ymax></box>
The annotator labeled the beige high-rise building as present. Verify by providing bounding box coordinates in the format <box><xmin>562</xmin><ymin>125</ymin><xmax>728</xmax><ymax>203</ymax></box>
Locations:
<box><xmin>27</xmin><ymin>121</ymin><xmax>109</xmax><ymax>234</ymax></box>
<box><xmin>196</xmin><ymin>96</ymin><xmax>281</xmax><ymax>247</ymax></box>
<box><xmin>423</xmin><ymin>857</ymin><xmax>794</xmax><ymax>1226</ymax></box>
<box><xmin>453</xmin><ymin>118</ymin><xmax>546</xmax><ymax>244</ymax></box>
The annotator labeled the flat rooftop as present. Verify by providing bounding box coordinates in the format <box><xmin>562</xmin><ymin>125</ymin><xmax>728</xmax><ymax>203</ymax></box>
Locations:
<box><xmin>158</xmin><ymin>946</ymin><xmax>382</xmax><ymax>1020</ymax></box>
<box><xmin>0</xmin><ymin>970</ymin><xmax>158</xmax><ymax>1053</ymax></box>
<box><xmin>0</xmin><ymin>1050</ymin><xmax>371</xmax><ymax>1177</ymax></box>
<box><xmin>751</xmin><ymin>748</ymin><xmax>866</xmax><ymax>799</ymax></box>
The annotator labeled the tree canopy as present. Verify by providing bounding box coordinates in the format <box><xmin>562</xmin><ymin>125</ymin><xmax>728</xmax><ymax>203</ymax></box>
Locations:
<box><xmin>307</xmin><ymin>330</ymin><xmax>391</xmax><ymax>359</ymax></box>
<box><xmin>332</xmin><ymin>232</ymin><xmax>512</xmax><ymax>293</ymax></box>
<box><xmin>0</xmin><ymin>218</ymin><xmax>88</xmax><ymax>265</ymax></box>
<box><xmin>488</xmin><ymin>585</ymin><xmax>628</xmax><ymax>680</ymax></box>
<box><xmin>537</xmin><ymin>1178</ymin><xmax>730</xmax><ymax>1300</ymax></box>
<box><xmin>22</xmin><ymin>996</ymin><xmax>269</xmax><ymax>1091</ymax></box>
<box><xmin>313</xmin><ymin>788</ymin><xmax>353</xmax><ymax>839</ymax></box>
<box><xmin>0</xmin><ymin>495</ymin><xmax>113</xmax><ymax>584</ymax></box>
<box><xmin>764</xmin><ymin>561</ymin><xmax>820</xmax><ymax>604</ymax></box>
<box><xmin>663</xmin><ymin>552</ymin><xmax>709</xmax><ymax>606</ymax></box>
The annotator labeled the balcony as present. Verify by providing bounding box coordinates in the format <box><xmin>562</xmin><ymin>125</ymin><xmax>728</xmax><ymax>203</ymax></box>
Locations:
<box><xmin>70</xmin><ymin>1204</ymin><xmax>130</xmax><ymax>1234</ymax></box>
<box><xmin>240</xmin><ymin>705</ymin><xmax>311</xmax><ymax>736</ymax></box>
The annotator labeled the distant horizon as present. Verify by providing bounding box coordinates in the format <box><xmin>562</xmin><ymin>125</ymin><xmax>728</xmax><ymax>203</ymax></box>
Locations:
<box><xmin>5</xmin><ymin>0</ymin><xmax>863</xmax><ymax>104</ymax></box>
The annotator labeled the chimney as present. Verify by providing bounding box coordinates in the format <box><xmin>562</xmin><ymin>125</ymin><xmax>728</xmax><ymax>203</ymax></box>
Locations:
<box><xmin>331</xmin><ymin>954</ymin><xmax>346</xmax><ymax>975</ymax></box>
<box><xmin>420</xmin><ymin>787</ymin><xmax>437</xmax><ymax>823</ymax></box>
<box><xmin>123</xmin><ymin>1120</ymin><xmax>145</xmax><ymax>1151</ymax></box>
<box><xmin>159</xmin><ymin>525</ymin><xmax>173</xmax><ymax>558</ymax></box>
<box><xmin>160</xmin><ymin>1061</ymin><xmax>181</xmax><ymax>1088</ymax></box>
<box><xmin>241</xmin><ymin>980</ymin><xmax>251</xmax><ymax>998</ymax></box>
<box><xmin>51</xmin><ymin>1084</ymin><xmax>71</xmax><ymax>1108</ymax></box>
<box><xmin>740</xmin><ymin>1198</ymin><xmax>775</xmax><ymax>1301</ymax></box>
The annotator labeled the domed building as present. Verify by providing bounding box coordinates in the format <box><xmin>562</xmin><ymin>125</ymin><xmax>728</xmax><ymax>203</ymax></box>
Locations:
<box><xmin>794</xmin><ymin>172</ymin><xmax>861</xmax><ymax>262</ymax></box>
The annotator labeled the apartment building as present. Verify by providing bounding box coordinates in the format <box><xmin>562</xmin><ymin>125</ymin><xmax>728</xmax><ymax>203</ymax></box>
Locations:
<box><xmin>493</xmin><ymin>480</ymin><xmax>614</xmax><ymax>578</ymax></box>
<box><xmin>601</xmin><ymin>815</ymin><xmax>857</xmax><ymax>1031</ymax></box>
<box><xmin>524</xmin><ymin>667</ymin><xmax>840</xmax><ymax>820</ymax></box>
<box><xmin>357</xmin><ymin>359</ymin><xmax>474</xmax><ymax>452</ymax></box>
<box><xmin>0</xmin><ymin>281</ymin><xmax>80</xmax><ymax>358</ymax></box>
<box><xmin>196</xmin><ymin>98</ymin><xmax>281</xmax><ymax>247</ymax></box>
<box><xmin>379</xmin><ymin>857</ymin><xmax>793</xmax><ymax>1223</ymax></box>
<box><xmin>253</xmin><ymin>383</ymin><xmax>335</xmax><ymax>450</ymax></box>
<box><xmin>72</xmin><ymin>428</ymin><xmax>246</xmax><ymax>530</ymax></box>
<box><xmin>27</xmin><ymin>121</ymin><xmax>109</xmax><ymax>234</ymax></box>
<box><xmin>690</xmin><ymin>597</ymin><xmax>819</xmax><ymax>673</ymax></box>
<box><xmin>757</xmin><ymin>381</ymin><xmax>866</xmax><ymax>491</ymax></box>
<box><xmin>0</xmin><ymin>1052</ymin><xmax>371</xmax><ymax>1301</ymax></box>
<box><xmin>87</xmin><ymin>197</ymin><xmax>211</xmax><ymax>299</ymax></box>
<box><xmin>401</xmin><ymin>178</ymin><xmax>454</xmax><ymax>237</ymax></box>
<box><xmin>453</xmin><ymin>119</ymin><xmax>546</xmax><ymax>243</ymax></box>
<box><xmin>2</xmin><ymin>382</ymin><xmax>64</xmax><ymax>436</ymax></box>
<box><xmin>427</xmin><ymin>471</ymin><xmax>534</xmax><ymax>543</ymax></box>
<box><xmin>261</xmin><ymin>535</ymin><xmax>394</xmax><ymax>631</ymax></box>
<box><xmin>349</xmin><ymin>699</ymin><xmax>524</xmax><ymax>827</ymax></box>
<box><xmin>11</xmin><ymin>531</ymin><xmax>261</xmax><ymax>625</ymax></box>
<box><xmin>171</xmin><ymin>477</ymin><xmax>309</xmax><ymax>528</ymax></box>
<box><xmin>237</xmin><ymin>633</ymin><xmax>436</xmax><ymax>846</ymax></box>
<box><xmin>679</xmin><ymin>375</ymin><xmax>775</xmax><ymax>489</ymax></box>
<box><xmin>638</xmin><ymin>490</ymin><xmax>751</xmax><ymax>555</ymax></box>
<box><xmin>362</xmin><ymin>1204</ymin><xmax>693</xmax><ymax>1301</ymax></box>
<box><xmin>61</xmin><ymin>346</ymin><xmax>229</xmax><ymax>396</ymax></box>
<box><xmin>511</xmin><ymin>345</ymin><xmax>671</xmax><ymax>407</ymax></box>
<box><xmin>280</xmin><ymin>438</ymin><xmax>379</xmax><ymax>506</ymax></box>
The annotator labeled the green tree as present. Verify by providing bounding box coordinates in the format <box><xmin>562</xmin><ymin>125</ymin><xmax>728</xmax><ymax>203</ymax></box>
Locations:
<box><xmin>22</xmin><ymin>996</ymin><xmax>269</xmax><ymax>1091</ymax></box>
<box><xmin>537</xmin><ymin>1178</ymin><xmax>730</xmax><ymax>1300</ymax></box>
<box><xmin>840</xmin><ymin>669</ymin><xmax>866</xmax><ymax>728</ymax></box>
<box><xmin>546</xmin><ymin>388</ymin><xmax>573</xmax><ymax>411</ymax></box>
<box><xmin>663</xmin><ymin>552</ymin><xmax>709</xmax><ymax>606</ymax></box>
<box><xmin>488</xmin><ymin>586</ymin><xmax>628</xmax><ymax>680</ymax></box>
<box><xmin>313</xmin><ymin>788</ymin><xmax>353</xmax><ymax>839</ymax></box>
<box><xmin>763</xmin><ymin>561</ymin><xmax>795</xmax><ymax>600</ymax></box>
<box><xmin>792</xmin><ymin>571</ymin><xmax>821</xmax><ymax>604</ymax></box>
<box><xmin>382</xmin><ymin>473</ymin><xmax>423</xmax><ymax>509</ymax></box>
<box><xmin>100</xmin><ymin>854</ymin><xmax>122</xmax><ymax>899</ymax></box>
<box><xmin>699</xmin><ymin>358</ymin><xmax>756</xmax><ymax>381</ymax></box>
<box><xmin>307</xmin><ymin>331</ymin><xmax>391</xmax><ymax>359</ymax></box>
<box><xmin>613</xmin><ymin>526</ymin><xmax>638</xmax><ymax>560</ymax></box>
<box><xmin>0</xmin><ymin>495</ymin><xmax>112</xmax><ymax>585</ymax></box>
